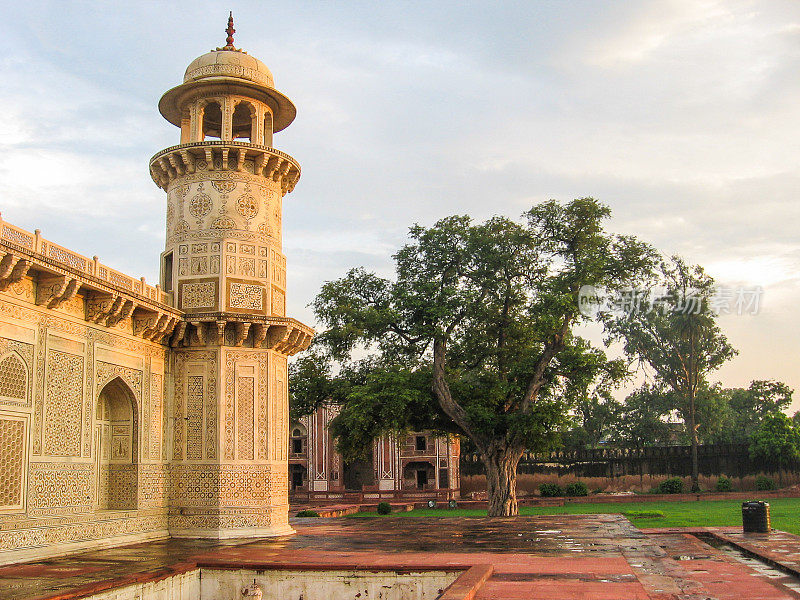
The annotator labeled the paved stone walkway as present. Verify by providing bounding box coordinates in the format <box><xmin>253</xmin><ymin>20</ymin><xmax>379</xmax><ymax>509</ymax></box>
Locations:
<box><xmin>2</xmin><ymin>516</ymin><xmax>800</xmax><ymax>599</ymax></box>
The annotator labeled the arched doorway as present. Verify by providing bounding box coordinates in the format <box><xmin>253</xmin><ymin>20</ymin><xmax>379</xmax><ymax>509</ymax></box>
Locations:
<box><xmin>95</xmin><ymin>377</ymin><xmax>138</xmax><ymax>510</ymax></box>
<box><xmin>403</xmin><ymin>461</ymin><xmax>435</xmax><ymax>490</ymax></box>
<box><xmin>289</xmin><ymin>464</ymin><xmax>307</xmax><ymax>491</ymax></box>
<box><xmin>289</xmin><ymin>423</ymin><xmax>307</xmax><ymax>457</ymax></box>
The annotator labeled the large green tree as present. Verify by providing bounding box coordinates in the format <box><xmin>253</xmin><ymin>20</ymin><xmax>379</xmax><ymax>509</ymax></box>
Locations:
<box><xmin>726</xmin><ymin>381</ymin><xmax>793</xmax><ymax>444</ymax></box>
<box><xmin>611</xmin><ymin>384</ymin><xmax>674</xmax><ymax>448</ymax></box>
<box><xmin>604</xmin><ymin>257</ymin><xmax>736</xmax><ymax>491</ymax></box>
<box><xmin>309</xmin><ymin>198</ymin><xmax>654</xmax><ymax>515</ymax></box>
<box><xmin>750</xmin><ymin>413</ymin><xmax>800</xmax><ymax>473</ymax></box>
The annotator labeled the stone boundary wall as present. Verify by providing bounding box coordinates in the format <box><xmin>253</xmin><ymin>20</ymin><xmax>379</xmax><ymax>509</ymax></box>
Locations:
<box><xmin>460</xmin><ymin>444</ymin><xmax>795</xmax><ymax>479</ymax></box>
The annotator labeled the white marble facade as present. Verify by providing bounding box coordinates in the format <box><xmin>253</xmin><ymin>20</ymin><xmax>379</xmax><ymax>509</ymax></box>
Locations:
<box><xmin>0</xmin><ymin>30</ymin><xmax>312</xmax><ymax>563</ymax></box>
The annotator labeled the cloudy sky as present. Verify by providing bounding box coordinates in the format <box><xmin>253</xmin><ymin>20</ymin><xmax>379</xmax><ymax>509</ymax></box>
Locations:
<box><xmin>1</xmin><ymin>1</ymin><xmax>798</xmax><ymax>408</ymax></box>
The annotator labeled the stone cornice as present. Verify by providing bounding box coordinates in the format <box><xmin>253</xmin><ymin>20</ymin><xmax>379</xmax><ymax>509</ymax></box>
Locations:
<box><xmin>0</xmin><ymin>217</ymin><xmax>182</xmax><ymax>344</ymax></box>
<box><xmin>149</xmin><ymin>141</ymin><xmax>301</xmax><ymax>195</ymax></box>
<box><xmin>173</xmin><ymin>313</ymin><xmax>313</xmax><ymax>355</ymax></box>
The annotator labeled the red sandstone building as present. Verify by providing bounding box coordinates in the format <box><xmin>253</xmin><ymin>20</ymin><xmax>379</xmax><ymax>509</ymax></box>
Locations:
<box><xmin>289</xmin><ymin>406</ymin><xmax>460</xmax><ymax>502</ymax></box>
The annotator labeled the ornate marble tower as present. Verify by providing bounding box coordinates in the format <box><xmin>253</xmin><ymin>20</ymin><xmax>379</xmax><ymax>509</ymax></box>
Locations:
<box><xmin>149</xmin><ymin>16</ymin><xmax>313</xmax><ymax>538</ymax></box>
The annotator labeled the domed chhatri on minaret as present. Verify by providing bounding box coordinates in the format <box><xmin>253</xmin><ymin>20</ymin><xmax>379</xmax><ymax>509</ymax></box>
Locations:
<box><xmin>150</xmin><ymin>15</ymin><xmax>313</xmax><ymax>539</ymax></box>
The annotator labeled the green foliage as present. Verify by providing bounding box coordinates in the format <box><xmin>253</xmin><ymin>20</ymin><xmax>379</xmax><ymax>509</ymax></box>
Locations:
<box><xmin>562</xmin><ymin>394</ymin><xmax>624</xmax><ymax>451</ymax></box>
<box><xmin>708</xmin><ymin>381</ymin><xmax>794</xmax><ymax>444</ymax></box>
<box><xmin>749</xmin><ymin>413</ymin><xmax>800</xmax><ymax>469</ymax></box>
<box><xmin>623</xmin><ymin>510</ymin><xmax>665</xmax><ymax>519</ymax></box>
<box><xmin>295</xmin><ymin>509</ymin><xmax>320</xmax><ymax>518</ymax></box>
<box><xmin>288</xmin><ymin>346</ymin><xmax>342</xmax><ymax>420</ymax></box>
<box><xmin>539</xmin><ymin>483</ymin><xmax>564</xmax><ymax>497</ymax></box>
<box><xmin>612</xmin><ymin>384</ymin><xmax>674</xmax><ymax>447</ymax></box>
<box><xmin>377</xmin><ymin>502</ymin><xmax>392</xmax><ymax>515</ymax></box>
<box><xmin>565</xmin><ymin>481</ymin><xmax>589</xmax><ymax>496</ymax></box>
<box><xmin>716</xmin><ymin>476</ymin><xmax>732</xmax><ymax>492</ymax></box>
<box><xmin>756</xmin><ymin>476</ymin><xmax>777</xmax><ymax>491</ymax></box>
<box><xmin>657</xmin><ymin>477</ymin><xmax>684</xmax><ymax>494</ymax></box>
<box><xmin>603</xmin><ymin>257</ymin><xmax>736</xmax><ymax>489</ymax></box>
<box><xmin>306</xmin><ymin>198</ymin><xmax>655</xmax><ymax>515</ymax></box>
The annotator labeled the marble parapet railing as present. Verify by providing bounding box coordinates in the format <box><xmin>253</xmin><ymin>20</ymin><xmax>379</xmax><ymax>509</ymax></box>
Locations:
<box><xmin>0</xmin><ymin>217</ymin><xmax>314</xmax><ymax>352</ymax></box>
<box><xmin>149</xmin><ymin>141</ymin><xmax>301</xmax><ymax>194</ymax></box>
<box><xmin>0</xmin><ymin>216</ymin><xmax>181</xmax><ymax>343</ymax></box>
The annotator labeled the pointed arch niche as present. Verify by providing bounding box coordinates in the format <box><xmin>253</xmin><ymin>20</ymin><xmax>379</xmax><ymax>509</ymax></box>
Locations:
<box><xmin>0</xmin><ymin>352</ymin><xmax>28</xmax><ymax>403</ymax></box>
<box><xmin>95</xmin><ymin>377</ymin><xmax>138</xmax><ymax>510</ymax></box>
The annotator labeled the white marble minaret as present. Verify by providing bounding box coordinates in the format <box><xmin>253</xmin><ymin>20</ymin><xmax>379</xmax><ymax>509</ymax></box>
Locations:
<box><xmin>149</xmin><ymin>15</ymin><xmax>313</xmax><ymax>538</ymax></box>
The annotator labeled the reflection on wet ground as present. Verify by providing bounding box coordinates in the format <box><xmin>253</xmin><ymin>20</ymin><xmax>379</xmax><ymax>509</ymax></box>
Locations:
<box><xmin>2</xmin><ymin>515</ymin><xmax>800</xmax><ymax>599</ymax></box>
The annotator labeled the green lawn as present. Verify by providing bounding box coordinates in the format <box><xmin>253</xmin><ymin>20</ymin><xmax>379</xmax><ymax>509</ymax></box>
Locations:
<box><xmin>352</xmin><ymin>497</ymin><xmax>800</xmax><ymax>536</ymax></box>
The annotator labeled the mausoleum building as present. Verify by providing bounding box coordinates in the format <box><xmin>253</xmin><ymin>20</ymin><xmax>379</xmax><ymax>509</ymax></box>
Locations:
<box><xmin>0</xmin><ymin>20</ymin><xmax>313</xmax><ymax>564</ymax></box>
<box><xmin>290</xmin><ymin>406</ymin><xmax>460</xmax><ymax>502</ymax></box>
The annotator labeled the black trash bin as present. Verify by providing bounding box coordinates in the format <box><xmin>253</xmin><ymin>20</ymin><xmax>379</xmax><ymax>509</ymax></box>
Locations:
<box><xmin>742</xmin><ymin>501</ymin><xmax>770</xmax><ymax>533</ymax></box>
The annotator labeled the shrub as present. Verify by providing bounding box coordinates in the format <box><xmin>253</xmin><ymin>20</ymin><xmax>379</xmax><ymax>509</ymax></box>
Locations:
<box><xmin>377</xmin><ymin>501</ymin><xmax>392</xmax><ymax>515</ymax></box>
<box><xmin>539</xmin><ymin>483</ymin><xmax>564</xmax><ymax>497</ymax></box>
<box><xmin>716</xmin><ymin>476</ymin><xmax>732</xmax><ymax>492</ymax></box>
<box><xmin>295</xmin><ymin>509</ymin><xmax>320</xmax><ymax>518</ymax></box>
<box><xmin>756</xmin><ymin>476</ymin><xmax>777</xmax><ymax>491</ymax></box>
<box><xmin>656</xmin><ymin>477</ymin><xmax>684</xmax><ymax>494</ymax></box>
<box><xmin>565</xmin><ymin>481</ymin><xmax>589</xmax><ymax>497</ymax></box>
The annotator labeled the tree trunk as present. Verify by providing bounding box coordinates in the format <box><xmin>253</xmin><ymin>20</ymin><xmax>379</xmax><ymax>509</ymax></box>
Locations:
<box><xmin>482</xmin><ymin>445</ymin><xmax>523</xmax><ymax>516</ymax></box>
<box><xmin>689</xmin><ymin>394</ymin><xmax>700</xmax><ymax>492</ymax></box>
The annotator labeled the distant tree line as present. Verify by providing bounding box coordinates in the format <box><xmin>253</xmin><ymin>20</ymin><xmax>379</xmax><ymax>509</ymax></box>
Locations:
<box><xmin>562</xmin><ymin>379</ymin><xmax>798</xmax><ymax>468</ymax></box>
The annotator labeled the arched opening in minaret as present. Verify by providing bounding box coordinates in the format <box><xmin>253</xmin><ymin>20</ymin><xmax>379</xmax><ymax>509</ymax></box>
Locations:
<box><xmin>201</xmin><ymin>101</ymin><xmax>223</xmax><ymax>140</ymax></box>
<box><xmin>263</xmin><ymin>112</ymin><xmax>273</xmax><ymax>147</ymax></box>
<box><xmin>95</xmin><ymin>377</ymin><xmax>138</xmax><ymax>510</ymax></box>
<box><xmin>232</xmin><ymin>101</ymin><xmax>255</xmax><ymax>142</ymax></box>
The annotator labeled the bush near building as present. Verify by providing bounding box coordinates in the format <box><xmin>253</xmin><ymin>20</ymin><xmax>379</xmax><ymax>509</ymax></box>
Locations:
<box><xmin>656</xmin><ymin>477</ymin><xmax>684</xmax><ymax>494</ymax></box>
<box><xmin>539</xmin><ymin>483</ymin><xmax>564</xmax><ymax>497</ymax></box>
<box><xmin>565</xmin><ymin>481</ymin><xmax>589</xmax><ymax>497</ymax></box>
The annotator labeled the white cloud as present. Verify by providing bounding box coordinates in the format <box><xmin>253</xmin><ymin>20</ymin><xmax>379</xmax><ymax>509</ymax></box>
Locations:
<box><xmin>1</xmin><ymin>0</ymin><xmax>799</xmax><ymax>408</ymax></box>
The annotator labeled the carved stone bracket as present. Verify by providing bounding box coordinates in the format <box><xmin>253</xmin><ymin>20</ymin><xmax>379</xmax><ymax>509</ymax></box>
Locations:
<box><xmin>216</xmin><ymin>320</ymin><xmax>227</xmax><ymax>345</ymax></box>
<box><xmin>87</xmin><ymin>292</ymin><xmax>122</xmax><ymax>324</ymax></box>
<box><xmin>108</xmin><ymin>300</ymin><xmax>136</xmax><ymax>328</ymax></box>
<box><xmin>36</xmin><ymin>274</ymin><xmax>79</xmax><ymax>309</ymax></box>
<box><xmin>234</xmin><ymin>321</ymin><xmax>251</xmax><ymax>346</ymax></box>
<box><xmin>171</xmin><ymin>321</ymin><xmax>188</xmax><ymax>347</ymax></box>
<box><xmin>166</xmin><ymin>316</ymin><xmax>312</xmax><ymax>352</ymax></box>
<box><xmin>134</xmin><ymin>311</ymin><xmax>173</xmax><ymax>341</ymax></box>
<box><xmin>191</xmin><ymin>321</ymin><xmax>207</xmax><ymax>346</ymax></box>
<box><xmin>252</xmin><ymin>323</ymin><xmax>267</xmax><ymax>348</ymax></box>
<box><xmin>0</xmin><ymin>253</ymin><xmax>30</xmax><ymax>292</ymax></box>
<box><xmin>149</xmin><ymin>142</ymin><xmax>301</xmax><ymax>194</ymax></box>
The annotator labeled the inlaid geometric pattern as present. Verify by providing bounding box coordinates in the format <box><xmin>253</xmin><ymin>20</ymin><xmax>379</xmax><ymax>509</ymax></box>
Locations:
<box><xmin>187</xmin><ymin>375</ymin><xmax>204</xmax><ymax>460</ymax></box>
<box><xmin>273</xmin><ymin>359</ymin><xmax>287</xmax><ymax>461</ymax></box>
<box><xmin>150</xmin><ymin>373</ymin><xmax>163</xmax><ymax>460</ymax></box>
<box><xmin>170</xmin><ymin>464</ymin><xmax>284</xmax><ymax>508</ymax></box>
<box><xmin>0</xmin><ymin>355</ymin><xmax>26</xmax><ymax>400</ymax></box>
<box><xmin>44</xmin><ymin>350</ymin><xmax>83</xmax><ymax>457</ymax></box>
<box><xmin>28</xmin><ymin>462</ymin><xmax>93</xmax><ymax>512</ymax></box>
<box><xmin>182</xmin><ymin>281</ymin><xmax>216</xmax><ymax>309</ymax></box>
<box><xmin>271</xmin><ymin>288</ymin><xmax>285</xmax><ymax>316</ymax></box>
<box><xmin>237</xmin><ymin>377</ymin><xmax>254</xmax><ymax>460</ymax></box>
<box><xmin>229</xmin><ymin>283</ymin><xmax>263</xmax><ymax>310</ymax></box>
<box><xmin>188</xmin><ymin>193</ymin><xmax>212</xmax><ymax>219</ymax></box>
<box><xmin>236</xmin><ymin>195</ymin><xmax>259</xmax><ymax>219</ymax></box>
<box><xmin>239</xmin><ymin>257</ymin><xmax>255</xmax><ymax>277</ymax></box>
<box><xmin>0</xmin><ymin>418</ymin><xmax>25</xmax><ymax>508</ymax></box>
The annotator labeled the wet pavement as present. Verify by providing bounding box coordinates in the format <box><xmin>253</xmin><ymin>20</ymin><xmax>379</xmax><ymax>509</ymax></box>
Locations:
<box><xmin>2</xmin><ymin>515</ymin><xmax>800</xmax><ymax>599</ymax></box>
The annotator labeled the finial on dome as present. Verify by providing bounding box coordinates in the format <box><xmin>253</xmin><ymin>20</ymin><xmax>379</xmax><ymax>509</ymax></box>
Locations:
<box><xmin>216</xmin><ymin>11</ymin><xmax>245</xmax><ymax>52</ymax></box>
<box><xmin>224</xmin><ymin>11</ymin><xmax>236</xmax><ymax>49</ymax></box>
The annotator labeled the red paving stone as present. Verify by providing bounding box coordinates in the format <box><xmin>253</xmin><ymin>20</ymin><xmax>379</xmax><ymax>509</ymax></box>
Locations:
<box><xmin>648</xmin><ymin>531</ymin><xmax>800</xmax><ymax>599</ymax></box>
<box><xmin>3</xmin><ymin>516</ymin><xmax>800</xmax><ymax>599</ymax></box>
